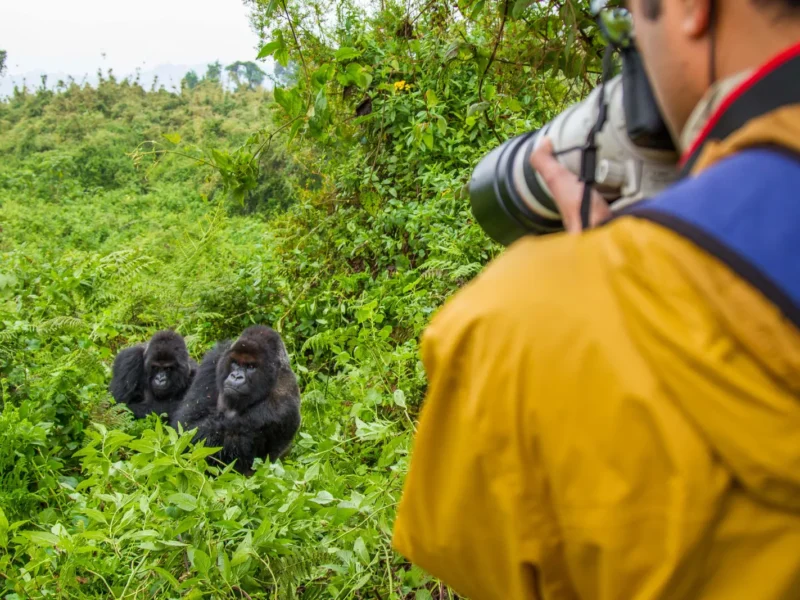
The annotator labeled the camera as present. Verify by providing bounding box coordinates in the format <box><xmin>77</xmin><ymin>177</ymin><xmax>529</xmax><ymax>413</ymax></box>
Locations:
<box><xmin>468</xmin><ymin>46</ymin><xmax>681</xmax><ymax>246</ymax></box>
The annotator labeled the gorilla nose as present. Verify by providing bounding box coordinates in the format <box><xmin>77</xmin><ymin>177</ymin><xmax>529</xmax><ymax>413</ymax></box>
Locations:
<box><xmin>229</xmin><ymin>371</ymin><xmax>245</xmax><ymax>384</ymax></box>
<box><xmin>154</xmin><ymin>373</ymin><xmax>168</xmax><ymax>387</ymax></box>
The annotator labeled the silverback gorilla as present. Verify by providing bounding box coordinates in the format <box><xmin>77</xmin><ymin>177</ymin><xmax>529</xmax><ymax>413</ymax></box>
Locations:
<box><xmin>109</xmin><ymin>330</ymin><xmax>198</xmax><ymax>421</ymax></box>
<box><xmin>171</xmin><ymin>325</ymin><xmax>302</xmax><ymax>475</ymax></box>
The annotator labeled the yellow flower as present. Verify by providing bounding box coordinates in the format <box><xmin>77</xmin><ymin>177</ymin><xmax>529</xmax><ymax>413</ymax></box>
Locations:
<box><xmin>393</xmin><ymin>80</ymin><xmax>411</xmax><ymax>92</ymax></box>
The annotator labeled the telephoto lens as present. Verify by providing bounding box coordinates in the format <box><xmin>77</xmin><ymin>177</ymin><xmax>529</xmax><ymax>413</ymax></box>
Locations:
<box><xmin>468</xmin><ymin>73</ymin><xmax>680</xmax><ymax>246</ymax></box>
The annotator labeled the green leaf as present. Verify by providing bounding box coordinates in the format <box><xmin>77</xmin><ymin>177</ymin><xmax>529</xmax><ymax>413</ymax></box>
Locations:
<box><xmin>311</xmin><ymin>490</ymin><xmax>335</xmax><ymax>505</ymax></box>
<box><xmin>354</xmin><ymin>537</ymin><xmax>369</xmax><ymax>564</ymax></box>
<box><xmin>312</xmin><ymin>63</ymin><xmax>334</xmax><ymax>88</ymax></box>
<box><xmin>153</xmin><ymin>567</ymin><xmax>180</xmax><ymax>591</ymax></box>
<box><xmin>274</xmin><ymin>87</ymin><xmax>289</xmax><ymax>113</ymax></box>
<box><xmin>512</xmin><ymin>0</ymin><xmax>535</xmax><ymax>19</ymax></box>
<box><xmin>275</xmin><ymin>44</ymin><xmax>290</xmax><ymax>67</ymax></box>
<box><xmin>0</xmin><ymin>508</ymin><xmax>8</xmax><ymax>549</ymax></box>
<box><xmin>470</xmin><ymin>0</ymin><xmax>486</xmax><ymax>19</ymax></box>
<box><xmin>467</xmin><ymin>101</ymin><xmax>490</xmax><ymax>117</ymax></box>
<box><xmin>503</xmin><ymin>96</ymin><xmax>523</xmax><ymax>112</ymax></box>
<box><xmin>422</xmin><ymin>130</ymin><xmax>434</xmax><ymax>150</ymax></box>
<box><xmin>162</xmin><ymin>132</ymin><xmax>181</xmax><ymax>145</ymax></box>
<box><xmin>436</xmin><ymin>115</ymin><xmax>447</xmax><ymax>135</ymax></box>
<box><xmin>22</xmin><ymin>531</ymin><xmax>59</xmax><ymax>547</ymax></box>
<box><xmin>260</xmin><ymin>0</ymin><xmax>280</xmax><ymax>20</ymax></box>
<box><xmin>128</xmin><ymin>438</ymin><xmax>155</xmax><ymax>453</ymax></box>
<box><xmin>211</xmin><ymin>148</ymin><xmax>232</xmax><ymax>170</ymax></box>
<box><xmin>190</xmin><ymin>445</ymin><xmax>221</xmax><ymax>461</ymax></box>
<box><xmin>168</xmin><ymin>493</ymin><xmax>198</xmax><ymax>511</ymax></box>
<box><xmin>139</xmin><ymin>541</ymin><xmax>160</xmax><ymax>551</ymax></box>
<box><xmin>274</xmin><ymin>87</ymin><xmax>303</xmax><ymax>118</ymax></box>
<box><xmin>304</xmin><ymin>462</ymin><xmax>320</xmax><ymax>481</ymax></box>
<box><xmin>314</xmin><ymin>88</ymin><xmax>328</xmax><ymax>115</ymax></box>
<box><xmin>218</xmin><ymin>549</ymin><xmax>232</xmax><ymax>581</ymax></box>
<box><xmin>82</xmin><ymin>508</ymin><xmax>108</xmax><ymax>524</ymax></box>
<box><xmin>444</xmin><ymin>42</ymin><xmax>462</xmax><ymax>62</ymax></box>
<box><xmin>393</xmin><ymin>389</ymin><xmax>407</xmax><ymax>408</ymax></box>
<box><xmin>335</xmin><ymin>47</ymin><xmax>361</xmax><ymax>61</ymax></box>
<box><xmin>257</xmin><ymin>39</ymin><xmax>283</xmax><ymax>59</ymax></box>
<box><xmin>425</xmin><ymin>89</ymin><xmax>439</xmax><ymax>108</ymax></box>
<box><xmin>288</xmin><ymin>119</ymin><xmax>304</xmax><ymax>144</ymax></box>
<box><xmin>352</xmin><ymin>573</ymin><xmax>372</xmax><ymax>590</ymax></box>
<box><xmin>191</xmin><ymin>548</ymin><xmax>211</xmax><ymax>574</ymax></box>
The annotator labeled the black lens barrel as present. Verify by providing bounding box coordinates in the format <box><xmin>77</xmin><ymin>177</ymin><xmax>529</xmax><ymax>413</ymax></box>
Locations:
<box><xmin>468</xmin><ymin>131</ymin><xmax>565</xmax><ymax>246</ymax></box>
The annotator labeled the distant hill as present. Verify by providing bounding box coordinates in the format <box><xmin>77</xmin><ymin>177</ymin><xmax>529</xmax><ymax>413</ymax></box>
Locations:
<box><xmin>0</xmin><ymin>61</ymin><xmax>275</xmax><ymax>97</ymax></box>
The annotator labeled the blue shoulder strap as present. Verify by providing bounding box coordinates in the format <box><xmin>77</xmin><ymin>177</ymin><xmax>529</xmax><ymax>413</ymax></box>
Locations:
<box><xmin>623</xmin><ymin>147</ymin><xmax>800</xmax><ymax>330</ymax></box>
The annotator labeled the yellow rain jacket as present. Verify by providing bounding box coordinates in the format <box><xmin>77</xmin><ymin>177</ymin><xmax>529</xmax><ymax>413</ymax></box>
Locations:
<box><xmin>392</xmin><ymin>43</ymin><xmax>800</xmax><ymax>599</ymax></box>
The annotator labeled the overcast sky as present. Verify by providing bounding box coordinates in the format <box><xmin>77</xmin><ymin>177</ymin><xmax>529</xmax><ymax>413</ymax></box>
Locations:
<box><xmin>1</xmin><ymin>0</ymin><xmax>262</xmax><ymax>77</ymax></box>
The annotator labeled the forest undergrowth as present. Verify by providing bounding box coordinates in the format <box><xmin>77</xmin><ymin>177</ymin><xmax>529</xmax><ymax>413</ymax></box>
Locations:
<box><xmin>0</xmin><ymin>0</ymin><xmax>606</xmax><ymax>597</ymax></box>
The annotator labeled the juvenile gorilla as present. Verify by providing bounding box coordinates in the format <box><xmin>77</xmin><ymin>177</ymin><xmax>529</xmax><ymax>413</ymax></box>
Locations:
<box><xmin>171</xmin><ymin>325</ymin><xmax>301</xmax><ymax>475</ymax></box>
<box><xmin>109</xmin><ymin>330</ymin><xmax>198</xmax><ymax>420</ymax></box>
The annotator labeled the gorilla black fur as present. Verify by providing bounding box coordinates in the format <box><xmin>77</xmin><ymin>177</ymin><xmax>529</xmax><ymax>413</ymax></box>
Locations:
<box><xmin>171</xmin><ymin>325</ymin><xmax>302</xmax><ymax>475</ymax></box>
<box><xmin>110</xmin><ymin>330</ymin><xmax>198</xmax><ymax>420</ymax></box>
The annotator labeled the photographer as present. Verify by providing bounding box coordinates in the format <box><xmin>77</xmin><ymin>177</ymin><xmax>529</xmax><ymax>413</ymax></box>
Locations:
<box><xmin>392</xmin><ymin>0</ymin><xmax>800</xmax><ymax>598</ymax></box>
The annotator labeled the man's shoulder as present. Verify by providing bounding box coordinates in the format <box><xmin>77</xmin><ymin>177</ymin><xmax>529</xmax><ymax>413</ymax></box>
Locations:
<box><xmin>422</xmin><ymin>225</ymin><xmax>627</xmax><ymax>355</ymax></box>
<box><xmin>620</xmin><ymin>146</ymin><xmax>800</xmax><ymax>331</ymax></box>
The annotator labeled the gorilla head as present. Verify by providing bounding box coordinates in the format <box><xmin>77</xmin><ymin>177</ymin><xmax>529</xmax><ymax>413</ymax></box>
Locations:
<box><xmin>216</xmin><ymin>325</ymin><xmax>283</xmax><ymax>412</ymax></box>
<box><xmin>172</xmin><ymin>325</ymin><xmax>301</xmax><ymax>475</ymax></box>
<box><xmin>146</xmin><ymin>331</ymin><xmax>195</xmax><ymax>400</ymax></box>
<box><xmin>110</xmin><ymin>330</ymin><xmax>198</xmax><ymax>420</ymax></box>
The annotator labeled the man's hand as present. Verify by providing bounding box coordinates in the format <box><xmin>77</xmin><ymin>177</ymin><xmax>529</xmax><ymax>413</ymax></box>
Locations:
<box><xmin>529</xmin><ymin>137</ymin><xmax>612</xmax><ymax>233</ymax></box>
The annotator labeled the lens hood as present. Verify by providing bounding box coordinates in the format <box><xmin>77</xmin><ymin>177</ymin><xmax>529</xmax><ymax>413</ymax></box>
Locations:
<box><xmin>469</xmin><ymin>131</ymin><xmax>565</xmax><ymax>246</ymax></box>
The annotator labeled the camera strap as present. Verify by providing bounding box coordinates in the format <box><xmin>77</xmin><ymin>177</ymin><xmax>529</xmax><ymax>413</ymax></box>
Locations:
<box><xmin>578</xmin><ymin>45</ymin><xmax>615</xmax><ymax>229</ymax></box>
<box><xmin>679</xmin><ymin>42</ymin><xmax>800</xmax><ymax>177</ymax></box>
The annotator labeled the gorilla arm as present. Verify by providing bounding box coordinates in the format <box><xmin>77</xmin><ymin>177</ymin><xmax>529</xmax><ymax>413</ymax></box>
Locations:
<box><xmin>217</xmin><ymin>363</ymin><xmax>301</xmax><ymax>471</ymax></box>
<box><xmin>170</xmin><ymin>342</ymin><xmax>229</xmax><ymax>448</ymax></box>
<box><xmin>109</xmin><ymin>344</ymin><xmax>146</xmax><ymax>406</ymax></box>
<box><xmin>251</xmin><ymin>364</ymin><xmax>301</xmax><ymax>461</ymax></box>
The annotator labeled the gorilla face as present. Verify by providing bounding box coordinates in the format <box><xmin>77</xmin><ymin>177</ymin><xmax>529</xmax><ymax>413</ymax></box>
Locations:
<box><xmin>147</xmin><ymin>357</ymin><xmax>178</xmax><ymax>397</ymax></box>
<box><xmin>144</xmin><ymin>331</ymin><xmax>194</xmax><ymax>400</ymax></box>
<box><xmin>215</xmin><ymin>326</ymin><xmax>280</xmax><ymax>412</ymax></box>
<box><xmin>110</xmin><ymin>329</ymin><xmax>198</xmax><ymax>421</ymax></box>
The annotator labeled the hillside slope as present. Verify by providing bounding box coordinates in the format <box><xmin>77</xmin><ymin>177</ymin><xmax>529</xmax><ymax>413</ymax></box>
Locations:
<box><xmin>0</xmin><ymin>75</ymin><xmax>493</xmax><ymax>599</ymax></box>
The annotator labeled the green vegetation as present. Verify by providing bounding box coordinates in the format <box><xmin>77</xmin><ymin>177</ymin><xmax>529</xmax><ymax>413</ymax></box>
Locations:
<box><xmin>0</xmin><ymin>0</ymin><xmax>606</xmax><ymax>597</ymax></box>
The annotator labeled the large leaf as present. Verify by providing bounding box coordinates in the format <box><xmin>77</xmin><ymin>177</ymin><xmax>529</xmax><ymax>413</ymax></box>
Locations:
<box><xmin>467</xmin><ymin>101</ymin><xmax>490</xmax><ymax>116</ymax></box>
<box><xmin>168</xmin><ymin>493</ymin><xmax>198</xmax><ymax>512</ymax></box>
<box><xmin>335</xmin><ymin>47</ymin><xmax>362</xmax><ymax>61</ymax></box>
<box><xmin>257</xmin><ymin>39</ymin><xmax>283</xmax><ymax>59</ymax></box>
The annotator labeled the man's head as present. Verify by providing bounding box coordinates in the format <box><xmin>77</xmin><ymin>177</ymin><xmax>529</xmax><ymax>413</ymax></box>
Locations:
<box><xmin>629</xmin><ymin>0</ymin><xmax>800</xmax><ymax>142</ymax></box>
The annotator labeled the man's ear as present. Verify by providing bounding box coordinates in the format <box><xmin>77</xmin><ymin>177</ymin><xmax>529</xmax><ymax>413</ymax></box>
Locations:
<box><xmin>680</xmin><ymin>0</ymin><xmax>712</xmax><ymax>38</ymax></box>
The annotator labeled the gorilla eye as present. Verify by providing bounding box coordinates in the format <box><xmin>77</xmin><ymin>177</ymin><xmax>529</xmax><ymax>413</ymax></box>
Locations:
<box><xmin>246</xmin><ymin>364</ymin><xmax>256</xmax><ymax>371</ymax></box>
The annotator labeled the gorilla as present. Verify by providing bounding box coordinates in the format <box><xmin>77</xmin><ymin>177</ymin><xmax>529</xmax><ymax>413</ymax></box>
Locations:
<box><xmin>171</xmin><ymin>325</ymin><xmax>302</xmax><ymax>475</ymax></box>
<box><xmin>109</xmin><ymin>330</ymin><xmax>198</xmax><ymax>421</ymax></box>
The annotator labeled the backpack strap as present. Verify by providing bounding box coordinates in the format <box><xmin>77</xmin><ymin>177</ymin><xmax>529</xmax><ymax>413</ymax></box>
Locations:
<box><xmin>625</xmin><ymin>147</ymin><xmax>800</xmax><ymax>329</ymax></box>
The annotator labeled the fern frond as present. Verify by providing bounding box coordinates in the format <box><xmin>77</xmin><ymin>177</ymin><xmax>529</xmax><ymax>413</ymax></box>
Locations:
<box><xmin>300</xmin><ymin>331</ymin><xmax>331</xmax><ymax>354</ymax></box>
<box><xmin>36</xmin><ymin>316</ymin><xmax>86</xmax><ymax>336</ymax></box>
<box><xmin>450</xmin><ymin>262</ymin><xmax>482</xmax><ymax>281</ymax></box>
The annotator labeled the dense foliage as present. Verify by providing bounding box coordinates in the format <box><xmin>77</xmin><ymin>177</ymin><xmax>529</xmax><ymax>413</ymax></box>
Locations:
<box><xmin>0</xmin><ymin>0</ymin><xmax>606</xmax><ymax>597</ymax></box>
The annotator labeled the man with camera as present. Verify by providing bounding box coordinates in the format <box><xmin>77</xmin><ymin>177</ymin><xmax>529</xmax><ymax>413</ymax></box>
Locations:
<box><xmin>392</xmin><ymin>0</ymin><xmax>800</xmax><ymax>597</ymax></box>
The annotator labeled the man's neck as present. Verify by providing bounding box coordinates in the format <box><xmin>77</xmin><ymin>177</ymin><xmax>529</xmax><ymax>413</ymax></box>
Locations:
<box><xmin>678</xmin><ymin>69</ymin><xmax>753</xmax><ymax>153</ymax></box>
